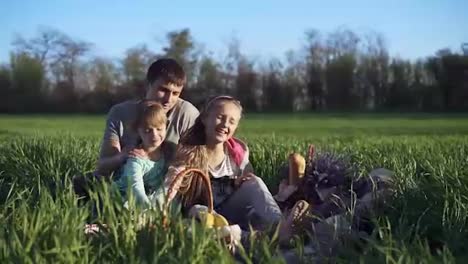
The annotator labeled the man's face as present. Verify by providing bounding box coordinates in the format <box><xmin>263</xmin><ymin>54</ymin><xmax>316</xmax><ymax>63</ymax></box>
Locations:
<box><xmin>145</xmin><ymin>78</ymin><xmax>183</xmax><ymax>113</ymax></box>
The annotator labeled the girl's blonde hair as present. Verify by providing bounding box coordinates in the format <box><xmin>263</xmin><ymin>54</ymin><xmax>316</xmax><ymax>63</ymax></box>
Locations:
<box><xmin>131</xmin><ymin>100</ymin><xmax>172</xmax><ymax>159</ymax></box>
<box><xmin>171</xmin><ymin>95</ymin><xmax>243</xmax><ymax>209</ymax></box>
<box><xmin>179</xmin><ymin>95</ymin><xmax>242</xmax><ymax>146</ymax></box>
<box><xmin>133</xmin><ymin>100</ymin><xmax>167</xmax><ymax>131</ymax></box>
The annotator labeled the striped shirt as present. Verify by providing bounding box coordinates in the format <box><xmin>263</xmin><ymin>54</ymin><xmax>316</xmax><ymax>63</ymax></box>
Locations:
<box><xmin>209</xmin><ymin>152</ymin><xmax>241</xmax><ymax>207</ymax></box>
<box><xmin>209</xmin><ymin>153</ymin><xmax>237</xmax><ymax>179</ymax></box>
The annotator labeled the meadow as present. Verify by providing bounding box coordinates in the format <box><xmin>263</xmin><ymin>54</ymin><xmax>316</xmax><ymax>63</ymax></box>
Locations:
<box><xmin>1</xmin><ymin>113</ymin><xmax>468</xmax><ymax>263</ymax></box>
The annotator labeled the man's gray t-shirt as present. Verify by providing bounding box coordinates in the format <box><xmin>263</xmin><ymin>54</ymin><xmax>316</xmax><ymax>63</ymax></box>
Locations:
<box><xmin>99</xmin><ymin>98</ymin><xmax>199</xmax><ymax>160</ymax></box>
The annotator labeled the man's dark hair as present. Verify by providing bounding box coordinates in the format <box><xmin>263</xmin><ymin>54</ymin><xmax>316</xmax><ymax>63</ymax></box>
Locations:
<box><xmin>146</xmin><ymin>58</ymin><xmax>186</xmax><ymax>87</ymax></box>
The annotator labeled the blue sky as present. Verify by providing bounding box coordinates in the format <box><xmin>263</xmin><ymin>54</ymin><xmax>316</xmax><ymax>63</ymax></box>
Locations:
<box><xmin>1</xmin><ymin>0</ymin><xmax>467</xmax><ymax>63</ymax></box>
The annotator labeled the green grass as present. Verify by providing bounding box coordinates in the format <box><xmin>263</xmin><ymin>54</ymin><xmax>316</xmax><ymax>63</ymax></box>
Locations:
<box><xmin>1</xmin><ymin>113</ymin><xmax>468</xmax><ymax>263</ymax></box>
<box><xmin>2</xmin><ymin>113</ymin><xmax>468</xmax><ymax>137</ymax></box>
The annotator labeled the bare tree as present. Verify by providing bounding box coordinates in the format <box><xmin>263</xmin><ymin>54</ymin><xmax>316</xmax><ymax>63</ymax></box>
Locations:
<box><xmin>162</xmin><ymin>28</ymin><xmax>200</xmax><ymax>87</ymax></box>
<box><xmin>88</xmin><ymin>57</ymin><xmax>118</xmax><ymax>92</ymax></box>
<box><xmin>49</xmin><ymin>35</ymin><xmax>92</xmax><ymax>87</ymax></box>
<box><xmin>121</xmin><ymin>44</ymin><xmax>156</xmax><ymax>84</ymax></box>
<box><xmin>304</xmin><ymin>29</ymin><xmax>327</xmax><ymax>110</ymax></box>
<box><xmin>358</xmin><ymin>31</ymin><xmax>390</xmax><ymax>109</ymax></box>
<box><xmin>12</xmin><ymin>27</ymin><xmax>92</xmax><ymax>90</ymax></box>
<box><xmin>12</xmin><ymin>26</ymin><xmax>64</xmax><ymax>66</ymax></box>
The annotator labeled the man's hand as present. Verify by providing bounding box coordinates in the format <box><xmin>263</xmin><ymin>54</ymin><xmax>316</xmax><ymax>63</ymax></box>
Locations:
<box><xmin>127</xmin><ymin>148</ymin><xmax>148</xmax><ymax>159</ymax></box>
<box><xmin>97</xmin><ymin>148</ymin><xmax>148</xmax><ymax>177</ymax></box>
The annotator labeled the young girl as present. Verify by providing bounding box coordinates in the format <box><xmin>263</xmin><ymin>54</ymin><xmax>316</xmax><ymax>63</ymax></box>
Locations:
<box><xmin>163</xmin><ymin>95</ymin><xmax>283</xmax><ymax>237</ymax></box>
<box><xmin>114</xmin><ymin>100</ymin><xmax>173</xmax><ymax>209</ymax></box>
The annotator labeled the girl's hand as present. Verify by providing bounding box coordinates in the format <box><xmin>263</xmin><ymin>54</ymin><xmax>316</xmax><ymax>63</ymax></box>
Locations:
<box><xmin>234</xmin><ymin>172</ymin><xmax>255</xmax><ymax>188</ymax></box>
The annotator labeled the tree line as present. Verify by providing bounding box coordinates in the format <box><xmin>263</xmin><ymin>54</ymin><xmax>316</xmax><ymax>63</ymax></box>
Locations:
<box><xmin>0</xmin><ymin>26</ymin><xmax>467</xmax><ymax>113</ymax></box>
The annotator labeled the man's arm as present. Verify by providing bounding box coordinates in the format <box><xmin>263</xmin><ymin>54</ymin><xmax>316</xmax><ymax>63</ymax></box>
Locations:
<box><xmin>96</xmin><ymin>139</ymin><xmax>126</xmax><ymax>177</ymax></box>
<box><xmin>179</xmin><ymin>102</ymin><xmax>199</xmax><ymax>135</ymax></box>
<box><xmin>96</xmin><ymin>106</ymin><xmax>126</xmax><ymax>176</ymax></box>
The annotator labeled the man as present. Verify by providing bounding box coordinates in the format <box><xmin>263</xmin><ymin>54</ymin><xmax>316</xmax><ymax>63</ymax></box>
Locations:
<box><xmin>96</xmin><ymin>58</ymin><xmax>199</xmax><ymax>177</ymax></box>
<box><xmin>73</xmin><ymin>58</ymin><xmax>199</xmax><ymax>196</ymax></box>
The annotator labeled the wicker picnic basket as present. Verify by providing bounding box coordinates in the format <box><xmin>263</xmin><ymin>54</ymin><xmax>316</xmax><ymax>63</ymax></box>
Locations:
<box><xmin>162</xmin><ymin>168</ymin><xmax>229</xmax><ymax>228</ymax></box>
<box><xmin>161</xmin><ymin>167</ymin><xmax>236</xmax><ymax>250</ymax></box>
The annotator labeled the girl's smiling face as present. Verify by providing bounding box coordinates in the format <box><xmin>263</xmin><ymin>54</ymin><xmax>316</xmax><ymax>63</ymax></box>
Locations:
<box><xmin>138</xmin><ymin>123</ymin><xmax>166</xmax><ymax>150</ymax></box>
<box><xmin>202</xmin><ymin>100</ymin><xmax>242</xmax><ymax>145</ymax></box>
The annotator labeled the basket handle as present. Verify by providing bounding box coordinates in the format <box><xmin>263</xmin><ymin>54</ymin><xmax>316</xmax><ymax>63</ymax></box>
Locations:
<box><xmin>163</xmin><ymin>168</ymin><xmax>214</xmax><ymax>222</ymax></box>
